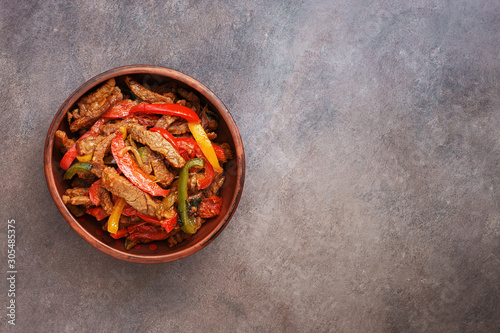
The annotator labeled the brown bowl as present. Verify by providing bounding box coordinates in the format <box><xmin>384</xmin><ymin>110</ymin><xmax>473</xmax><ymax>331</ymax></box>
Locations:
<box><xmin>44</xmin><ymin>65</ymin><xmax>245</xmax><ymax>263</ymax></box>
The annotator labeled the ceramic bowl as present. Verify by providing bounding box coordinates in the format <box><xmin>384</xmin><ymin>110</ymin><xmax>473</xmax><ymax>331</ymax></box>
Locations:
<box><xmin>44</xmin><ymin>65</ymin><xmax>245</xmax><ymax>263</ymax></box>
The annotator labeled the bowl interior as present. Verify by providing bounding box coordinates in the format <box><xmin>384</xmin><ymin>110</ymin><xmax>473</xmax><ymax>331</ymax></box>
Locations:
<box><xmin>44</xmin><ymin>65</ymin><xmax>244</xmax><ymax>263</ymax></box>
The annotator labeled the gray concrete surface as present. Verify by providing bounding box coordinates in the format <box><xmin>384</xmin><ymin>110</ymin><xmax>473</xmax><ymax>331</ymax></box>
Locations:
<box><xmin>1</xmin><ymin>0</ymin><xmax>499</xmax><ymax>332</ymax></box>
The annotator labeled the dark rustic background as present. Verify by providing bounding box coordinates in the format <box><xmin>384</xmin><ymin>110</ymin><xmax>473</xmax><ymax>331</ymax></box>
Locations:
<box><xmin>1</xmin><ymin>1</ymin><xmax>499</xmax><ymax>332</ymax></box>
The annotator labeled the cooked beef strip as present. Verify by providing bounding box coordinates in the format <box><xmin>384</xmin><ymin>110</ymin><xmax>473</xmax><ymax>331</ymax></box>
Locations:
<box><xmin>127</xmin><ymin>124</ymin><xmax>185</xmax><ymax>168</ymax></box>
<box><xmin>204</xmin><ymin>173</ymin><xmax>225</xmax><ymax>197</ymax></box>
<box><xmin>167</xmin><ymin>120</ymin><xmax>189</xmax><ymax>135</ymax></box>
<box><xmin>101</xmin><ymin>167</ymin><xmax>160</xmax><ymax>217</ymax></box>
<box><xmin>66</xmin><ymin>203</ymin><xmax>86</xmax><ymax>217</ymax></box>
<box><xmin>125</xmin><ymin>76</ymin><xmax>174</xmax><ymax>103</ymax></box>
<box><xmin>135</xmin><ymin>116</ymin><xmax>159</xmax><ymax>127</ymax></box>
<box><xmin>76</xmin><ymin>135</ymin><xmax>105</xmax><ymax>155</ymax></box>
<box><xmin>177</xmin><ymin>87</ymin><xmax>200</xmax><ymax>105</ymax></box>
<box><xmin>64</xmin><ymin>187</ymin><xmax>89</xmax><ymax>197</ymax></box>
<box><xmin>70</xmin><ymin>79</ymin><xmax>123</xmax><ymax>132</ymax></box>
<box><xmin>200</xmin><ymin>108</ymin><xmax>218</xmax><ymax>132</ymax></box>
<box><xmin>138</xmin><ymin>146</ymin><xmax>153</xmax><ymax>175</ymax></box>
<box><xmin>206</xmin><ymin>132</ymin><xmax>217</xmax><ymax>141</ymax></box>
<box><xmin>71</xmin><ymin>177</ymin><xmax>90</xmax><ymax>188</ymax></box>
<box><xmin>55</xmin><ymin>130</ymin><xmax>75</xmax><ymax>153</ymax></box>
<box><xmin>167</xmin><ymin>229</ymin><xmax>187</xmax><ymax>247</ymax></box>
<box><xmin>76</xmin><ymin>171</ymin><xmax>98</xmax><ymax>184</ymax></box>
<box><xmin>154</xmin><ymin>115</ymin><xmax>177</xmax><ymax>129</ymax></box>
<box><xmin>98</xmin><ymin>187</ymin><xmax>114</xmax><ymax>215</ymax></box>
<box><xmin>90</xmin><ymin>134</ymin><xmax>114</xmax><ymax>177</ymax></box>
<box><xmin>101</xmin><ymin>118</ymin><xmax>139</xmax><ymax>135</ymax></box>
<box><xmin>149</xmin><ymin>152</ymin><xmax>174</xmax><ymax>187</ymax></box>
<box><xmin>62</xmin><ymin>195</ymin><xmax>92</xmax><ymax>206</ymax></box>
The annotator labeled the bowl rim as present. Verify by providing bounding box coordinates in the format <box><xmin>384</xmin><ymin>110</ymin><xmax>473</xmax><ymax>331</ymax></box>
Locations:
<box><xmin>44</xmin><ymin>65</ymin><xmax>245</xmax><ymax>263</ymax></box>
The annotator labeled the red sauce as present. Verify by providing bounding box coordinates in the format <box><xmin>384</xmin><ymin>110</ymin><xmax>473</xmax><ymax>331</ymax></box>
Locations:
<box><xmin>134</xmin><ymin>244</ymin><xmax>141</xmax><ymax>249</ymax></box>
<box><xmin>96</xmin><ymin>229</ymin><xmax>103</xmax><ymax>235</ymax></box>
<box><xmin>149</xmin><ymin>244</ymin><xmax>157</xmax><ymax>250</ymax></box>
<box><xmin>115</xmin><ymin>240</ymin><xmax>121</xmax><ymax>244</ymax></box>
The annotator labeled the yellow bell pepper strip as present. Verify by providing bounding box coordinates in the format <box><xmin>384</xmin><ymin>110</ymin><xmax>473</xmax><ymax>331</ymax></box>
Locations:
<box><xmin>63</xmin><ymin>162</ymin><xmax>92</xmax><ymax>180</ymax></box>
<box><xmin>108</xmin><ymin>197</ymin><xmax>127</xmax><ymax>234</ymax></box>
<box><xmin>129</xmin><ymin>103</ymin><xmax>200</xmax><ymax>122</ymax></box>
<box><xmin>178</xmin><ymin>158</ymin><xmax>204</xmax><ymax>234</ymax></box>
<box><xmin>110</xmin><ymin>132</ymin><xmax>169</xmax><ymax>197</ymax></box>
<box><xmin>187</xmin><ymin>122</ymin><xmax>222</xmax><ymax>173</ymax></box>
<box><xmin>76</xmin><ymin>153</ymin><xmax>93</xmax><ymax>162</ymax></box>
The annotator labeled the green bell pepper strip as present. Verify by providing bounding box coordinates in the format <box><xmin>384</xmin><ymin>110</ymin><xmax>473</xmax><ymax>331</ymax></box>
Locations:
<box><xmin>178</xmin><ymin>158</ymin><xmax>204</xmax><ymax>234</ymax></box>
<box><xmin>63</xmin><ymin>162</ymin><xmax>92</xmax><ymax>180</ymax></box>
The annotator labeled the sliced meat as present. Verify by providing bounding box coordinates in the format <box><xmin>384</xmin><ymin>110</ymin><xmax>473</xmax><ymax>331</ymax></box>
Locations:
<box><xmin>150</xmin><ymin>152</ymin><xmax>174</xmax><ymax>187</ymax></box>
<box><xmin>62</xmin><ymin>195</ymin><xmax>92</xmax><ymax>206</ymax></box>
<box><xmin>70</xmin><ymin>79</ymin><xmax>123</xmax><ymax>132</ymax></box>
<box><xmin>101</xmin><ymin>118</ymin><xmax>139</xmax><ymax>135</ymax></box>
<box><xmin>91</xmin><ymin>134</ymin><xmax>114</xmax><ymax>177</ymax></box>
<box><xmin>98</xmin><ymin>187</ymin><xmax>114</xmax><ymax>215</ymax></box>
<box><xmin>66</xmin><ymin>203</ymin><xmax>86</xmax><ymax>217</ymax></box>
<box><xmin>204</xmin><ymin>173</ymin><xmax>225</xmax><ymax>197</ymax></box>
<box><xmin>101</xmin><ymin>167</ymin><xmax>160</xmax><ymax>217</ymax></box>
<box><xmin>167</xmin><ymin>120</ymin><xmax>189</xmax><ymax>135</ymax></box>
<box><xmin>200</xmin><ymin>107</ymin><xmax>218</xmax><ymax>132</ymax></box>
<box><xmin>55</xmin><ymin>130</ymin><xmax>75</xmax><ymax>153</ymax></box>
<box><xmin>76</xmin><ymin>135</ymin><xmax>105</xmax><ymax>155</ymax></box>
<box><xmin>125</xmin><ymin>76</ymin><xmax>174</xmax><ymax>103</ymax></box>
<box><xmin>167</xmin><ymin>229</ymin><xmax>189</xmax><ymax>247</ymax></box>
<box><xmin>135</xmin><ymin>115</ymin><xmax>159</xmax><ymax>127</ymax></box>
<box><xmin>154</xmin><ymin>115</ymin><xmax>177</xmax><ymax>129</ymax></box>
<box><xmin>71</xmin><ymin>177</ymin><xmax>90</xmax><ymax>188</ymax></box>
<box><xmin>152</xmin><ymin>82</ymin><xmax>176</xmax><ymax>98</ymax></box>
<box><xmin>64</xmin><ymin>187</ymin><xmax>89</xmax><ymax>197</ymax></box>
<box><xmin>127</xmin><ymin>124</ymin><xmax>185</xmax><ymax>168</ymax></box>
<box><xmin>76</xmin><ymin>171</ymin><xmax>98</xmax><ymax>184</ymax></box>
<box><xmin>138</xmin><ymin>146</ymin><xmax>153</xmax><ymax>175</ymax></box>
<box><xmin>177</xmin><ymin>87</ymin><xmax>200</xmax><ymax>105</ymax></box>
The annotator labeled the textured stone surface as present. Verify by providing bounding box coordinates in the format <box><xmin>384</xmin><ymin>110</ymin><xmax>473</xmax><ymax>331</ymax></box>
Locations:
<box><xmin>1</xmin><ymin>0</ymin><xmax>500</xmax><ymax>332</ymax></box>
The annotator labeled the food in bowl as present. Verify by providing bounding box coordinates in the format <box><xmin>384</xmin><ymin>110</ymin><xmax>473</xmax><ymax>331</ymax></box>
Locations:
<box><xmin>55</xmin><ymin>76</ymin><xmax>233</xmax><ymax>250</ymax></box>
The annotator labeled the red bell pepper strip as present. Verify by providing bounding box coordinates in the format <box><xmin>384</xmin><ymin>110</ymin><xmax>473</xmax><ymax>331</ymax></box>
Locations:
<box><xmin>127</xmin><ymin>222</ymin><xmax>170</xmax><ymax>242</ymax></box>
<box><xmin>86</xmin><ymin>207</ymin><xmax>108</xmax><ymax>221</ymax></box>
<box><xmin>110</xmin><ymin>228</ymin><xmax>129</xmax><ymax>239</ymax></box>
<box><xmin>198</xmin><ymin>196</ymin><xmax>223</xmax><ymax>218</ymax></box>
<box><xmin>136</xmin><ymin>212</ymin><xmax>178</xmax><ymax>233</ymax></box>
<box><xmin>197</xmin><ymin>158</ymin><xmax>214</xmax><ymax>190</ymax></box>
<box><xmin>130</xmin><ymin>103</ymin><xmax>200</xmax><ymax>122</ymax></box>
<box><xmin>89</xmin><ymin>179</ymin><xmax>102</xmax><ymax>206</ymax></box>
<box><xmin>121</xmin><ymin>205</ymin><xmax>138</xmax><ymax>217</ymax></box>
<box><xmin>159</xmin><ymin>213</ymin><xmax>178</xmax><ymax>233</ymax></box>
<box><xmin>149</xmin><ymin>127</ymin><xmax>180</xmax><ymax>153</ymax></box>
<box><xmin>102</xmin><ymin>99</ymin><xmax>137</xmax><ymax>119</ymax></box>
<box><xmin>213</xmin><ymin>145</ymin><xmax>225</xmax><ymax>161</ymax></box>
<box><xmin>60</xmin><ymin>118</ymin><xmax>105</xmax><ymax>170</ymax></box>
<box><xmin>111</xmin><ymin>132</ymin><xmax>169</xmax><ymax>197</ymax></box>
<box><xmin>136</xmin><ymin>212</ymin><xmax>162</xmax><ymax>225</ymax></box>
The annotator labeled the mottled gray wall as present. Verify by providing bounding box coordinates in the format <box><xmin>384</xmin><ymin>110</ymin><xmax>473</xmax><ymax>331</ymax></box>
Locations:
<box><xmin>1</xmin><ymin>1</ymin><xmax>499</xmax><ymax>332</ymax></box>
